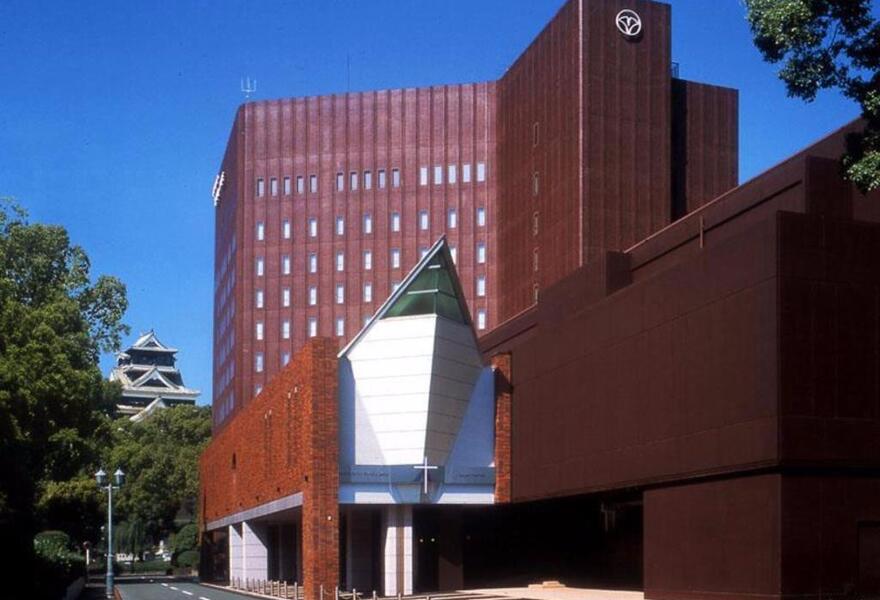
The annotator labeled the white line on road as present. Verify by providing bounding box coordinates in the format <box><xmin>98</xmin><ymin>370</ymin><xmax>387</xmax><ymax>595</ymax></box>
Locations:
<box><xmin>170</xmin><ymin>586</ymin><xmax>179</xmax><ymax>590</ymax></box>
<box><xmin>199</xmin><ymin>597</ymin><xmax>211</xmax><ymax>600</ymax></box>
<box><xmin>182</xmin><ymin>592</ymin><xmax>193</xmax><ymax>596</ymax></box>
<box><xmin>162</xmin><ymin>583</ymin><xmax>169</xmax><ymax>587</ymax></box>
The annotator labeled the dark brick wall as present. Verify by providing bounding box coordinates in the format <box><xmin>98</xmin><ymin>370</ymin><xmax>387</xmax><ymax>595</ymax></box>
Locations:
<box><xmin>491</xmin><ymin>353</ymin><xmax>512</xmax><ymax>503</ymax></box>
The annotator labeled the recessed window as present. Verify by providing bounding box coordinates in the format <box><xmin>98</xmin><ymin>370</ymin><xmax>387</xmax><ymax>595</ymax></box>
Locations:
<box><xmin>255</xmin><ymin>289</ymin><xmax>264</xmax><ymax>308</ymax></box>
<box><xmin>350</xmin><ymin>171</ymin><xmax>358</xmax><ymax>191</ymax></box>
<box><xmin>364</xmin><ymin>213</ymin><xmax>373</xmax><ymax>234</ymax></box>
<box><xmin>255</xmin><ymin>352</ymin><xmax>264</xmax><ymax>373</ymax></box>
<box><xmin>462</xmin><ymin>164</ymin><xmax>472</xmax><ymax>183</ymax></box>
<box><xmin>309</xmin><ymin>175</ymin><xmax>317</xmax><ymax>193</ymax></box>
<box><xmin>448</xmin><ymin>209</ymin><xmax>457</xmax><ymax>229</ymax></box>
<box><xmin>363</xmin><ymin>282</ymin><xmax>372</xmax><ymax>302</ymax></box>
<box><xmin>282</xmin><ymin>319</ymin><xmax>290</xmax><ymax>340</ymax></box>
<box><xmin>308</xmin><ymin>253</ymin><xmax>317</xmax><ymax>274</ymax></box>
<box><xmin>420</xmin><ymin>246</ymin><xmax>429</xmax><ymax>259</ymax></box>
<box><xmin>336</xmin><ymin>251</ymin><xmax>344</xmax><ymax>272</ymax></box>
<box><xmin>282</xmin><ymin>287</ymin><xmax>290</xmax><ymax>307</ymax></box>
<box><xmin>363</xmin><ymin>250</ymin><xmax>372</xmax><ymax>270</ymax></box>
<box><xmin>450</xmin><ymin>246</ymin><xmax>457</xmax><ymax>263</ymax></box>
<box><xmin>533</xmin><ymin>211</ymin><xmax>539</xmax><ymax>236</ymax></box>
<box><xmin>477</xmin><ymin>208</ymin><xmax>486</xmax><ymax>227</ymax></box>
<box><xmin>419</xmin><ymin>167</ymin><xmax>428</xmax><ymax>186</ymax></box>
<box><xmin>336</xmin><ymin>172</ymin><xmax>344</xmax><ymax>192</ymax></box>
<box><xmin>257</xmin><ymin>178</ymin><xmax>265</xmax><ymax>197</ymax></box>
<box><xmin>477</xmin><ymin>310</ymin><xmax>487</xmax><ymax>331</ymax></box>
<box><xmin>392</xmin><ymin>281</ymin><xmax>401</xmax><ymax>292</ymax></box>
<box><xmin>477</xmin><ymin>242</ymin><xmax>486</xmax><ymax>264</ymax></box>
<box><xmin>256</xmin><ymin>222</ymin><xmax>265</xmax><ymax>241</ymax></box>
<box><xmin>336</xmin><ymin>284</ymin><xmax>345</xmax><ymax>304</ymax></box>
<box><xmin>391</xmin><ymin>248</ymin><xmax>401</xmax><ymax>269</ymax></box>
<box><xmin>284</xmin><ymin>177</ymin><xmax>292</xmax><ymax>195</ymax></box>
<box><xmin>434</xmin><ymin>165</ymin><xmax>443</xmax><ymax>185</ymax></box>
<box><xmin>336</xmin><ymin>318</ymin><xmax>345</xmax><ymax>337</ymax></box>
<box><xmin>392</xmin><ymin>168</ymin><xmax>400</xmax><ymax>188</ymax></box>
<box><xmin>309</xmin><ymin>218</ymin><xmax>317</xmax><ymax>237</ymax></box>
<box><xmin>296</xmin><ymin>176</ymin><xmax>304</xmax><ymax>194</ymax></box>
<box><xmin>391</xmin><ymin>212</ymin><xmax>400</xmax><ymax>233</ymax></box>
<box><xmin>336</xmin><ymin>216</ymin><xmax>345</xmax><ymax>236</ymax></box>
<box><xmin>363</xmin><ymin>315</ymin><xmax>371</xmax><ymax>326</ymax></box>
<box><xmin>378</xmin><ymin>169</ymin><xmax>386</xmax><ymax>189</ymax></box>
<box><xmin>282</xmin><ymin>352</ymin><xmax>290</xmax><ymax>366</ymax></box>
<box><xmin>477</xmin><ymin>162</ymin><xmax>486</xmax><ymax>182</ymax></box>
<box><xmin>533</xmin><ymin>122</ymin><xmax>540</xmax><ymax>147</ymax></box>
<box><xmin>448</xmin><ymin>164</ymin><xmax>457</xmax><ymax>184</ymax></box>
<box><xmin>256</xmin><ymin>257</ymin><xmax>264</xmax><ymax>277</ymax></box>
<box><xmin>419</xmin><ymin>210</ymin><xmax>429</xmax><ymax>231</ymax></box>
<box><xmin>282</xmin><ymin>255</ymin><xmax>291</xmax><ymax>275</ymax></box>
<box><xmin>308</xmin><ymin>286</ymin><xmax>317</xmax><ymax>306</ymax></box>
<box><xmin>255</xmin><ymin>383</ymin><xmax>263</xmax><ymax>395</ymax></box>
<box><xmin>308</xmin><ymin>318</ymin><xmax>317</xmax><ymax>337</ymax></box>
<box><xmin>533</xmin><ymin>284</ymin><xmax>540</xmax><ymax>303</ymax></box>
<box><xmin>532</xmin><ymin>172</ymin><xmax>539</xmax><ymax>197</ymax></box>
<box><xmin>533</xmin><ymin>248</ymin><xmax>539</xmax><ymax>272</ymax></box>
<box><xmin>476</xmin><ymin>276</ymin><xmax>486</xmax><ymax>297</ymax></box>
<box><xmin>364</xmin><ymin>170</ymin><xmax>372</xmax><ymax>190</ymax></box>
<box><xmin>255</xmin><ymin>321</ymin><xmax>264</xmax><ymax>341</ymax></box>
<box><xmin>283</xmin><ymin>219</ymin><xmax>291</xmax><ymax>239</ymax></box>
<box><xmin>270</xmin><ymin>177</ymin><xmax>278</xmax><ymax>196</ymax></box>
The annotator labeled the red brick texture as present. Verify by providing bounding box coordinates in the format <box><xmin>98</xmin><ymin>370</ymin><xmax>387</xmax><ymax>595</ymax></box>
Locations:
<box><xmin>199</xmin><ymin>337</ymin><xmax>339</xmax><ymax>598</ymax></box>
<box><xmin>491</xmin><ymin>353</ymin><xmax>512</xmax><ymax>503</ymax></box>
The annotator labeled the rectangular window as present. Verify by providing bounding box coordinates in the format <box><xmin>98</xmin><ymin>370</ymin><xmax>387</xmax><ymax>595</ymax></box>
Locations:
<box><xmin>282</xmin><ymin>319</ymin><xmax>290</xmax><ymax>340</ymax></box>
<box><xmin>336</xmin><ymin>284</ymin><xmax>344</xmax><ymax>304</ymax></box>
<box><xmin>448</xmin><ymin>209</ymin><xmax>457</xmax><ymax>229</ymax></box>
<box><xmin>309</xmin><ymin>175</ymin><xmax>317</xmax><ymax>193</ymax></box>
<box><xmin>255</xmin><ymin>289</ymin><xmax>264</xmax><ymax>308</ymax></box>
<box><xmin>448</xmin><ymin>164</ymin><xmax>457</xmax><ymax>184</ymax></box>
<box><xmin>297</xmin><ymin>175</ymin><xmax>304</xmax><ymax>194</ymax></box>
<box><xmin>255</xmin><ymin>352</ymin><xmax>264</xmax><ymax>373</ymax></box>
<box><xmin>477</xmin><ymin>310</ymin><xmax>487</xmax><ymax>331</ymax></box>
<box><xmin>336</xmin><ymin>251</ymin><xmax>344</xmax><ymax>272</ymax></box>
<box><xmin>462</xmin><ymin>164</ymin><xmax>472</xmax><ymax>183</ymax></box>
<box><xmin>419</xmin><ymin>210</ymin><xmax>429</xmax><ymax>231</ymax></box>
<box><xmin>477</xmin><ymin>207</ymin><xmax>486</xmax><ymax>227</ymax></box>
<box><xmin>257</xmin><ymin>178</ymin><xmax>265</xmax><ymax>197</ymax></box>
<box><xmin>391</xmin><ymin>212</ymin><xmax>400</xmax><ymax>232</ymax></box>
<box><xmin>363</xmin><ymin>315</ymin><xmax>371</xmax><ymax>327</ymax></box>
<box><xmin>284</xmin><ymin>177</ymin><xmax>291</xmax><ymax>195</ymax></box>
<box><xmin>363</xmin><ymin>213</ymin><xmax>373</xmax><ymax>234</ymax></box>
<box><xmin>336</xmin><ymin>317</ymin><xmax>345</xmax><ymax>337</ymax></box>
<box><xmin>256</xmin><ymin>257</ymin><xmax>264</xmax><ymax>277</ymax></box>
<box><xmin>308</xmin><ymin>286</ymin><xmax>317</xmax><ymax>306</ymax></box>
<box><xmin>363</xmin><ymin>250</ymin><xmax>372</xmax><ymax>270</ymax></box>
<box><xmin>533</xmin><ymin>211</ymin><xmax>539</xmax><ymax>236</ymax></box>
<box><xmin>364</xmin><ymin>170</ymin><xmax>372</xmax><ymax>190</ymax></box>
<box><xmin>282</xmin><ymin>287</ymin><xmax>291</xmax><ymax>307</ymax></box>
<box><xmin>309</xmin><ymin>218</ymin><xmax>317</xmax><ymax>237</ymax></box>
<box><xmin>533</xmin><ymin>248</ymin><xmax>539</xmax><ymax>272</ymax></box>
<box><xmin>336</xmin><ymin>172</ymin><xmax>344</xmax><ymax>191</ymax></box>
<box><xmin>434</xmin><ymin>165</ymin><xmax>443</xmax><ymax>185</ymax></box>
<box><xmin>392</xmin><ymin>281</ymin><xmax>401</xmax><ymax>292</ymax></box>
<box><xmin>392</xmin><ymin>168</ymin><xmax>400</xmax><ymax>188</ymax></box>
<box><xmin>450</xmin><ymin>246</ymin><xmax>457</xmax><ymax>263</ymax></box>
<box><xmin>533</xmin><ymin>172</ymin><xmax>539</xmax><ymax>197</ymax></box>
<box><xmin>533</xmin><ymin>121</ymin><xmax>540</xmax><ymax>147</ymax></box>
<box><xmin>282</xmin><ymin>352</ymin><xmax>290</xmax><ymax>366</ymax></box>
<box><xmin>308</xmin><ymin>318</ymin><xmax>317</xmax><ymax>338</ymax></box>
<box><xmin>255</xmin><ymin>384</ymin><xmax>262</xmax><ymax>396</ymax></box>
<box><xmin>391</xmin><ymin>248</ymin><xmax>401</xmax><ymax>269</ymax></box>
<box><xmin>335</xmin><ymin>216</ymin><xmax>344</xmax><ymax>236</ymax></box>
<box><xmin>270</xmin><ymin>177</ymin><xmax>278</xmax><ymax>196</ymax></box>
<box><xmin>420</xmin><ymin>246</ymin><xmax>429</xmax><ymax>259</ymax></box>
<box><xmin>282</xmin><ymin>255</ymin><xmax>291</xmax><ymax>275</ymax></box>
<box><xmin>350</xmin><ymin>171</ymin><xmax>358</xmax><ymax>191</ymax></box>
<box><xmin>283</xmin><ymin>220</ymin><xmax>291</xmax><ymax>239</ymax></box>
<box><xmin>308</xmin><ymin>253</ymin><xmax>317</xmax><ymax>274</ymax></box>
<box><xmin>255</xmin><ymin>321</ymin><xmax>264</xmax><ymax>341</ymax></box>
<box><xmin>378</xmin><ymin>169</ymin><xmax>386</xmax><ymax>189</ymax></box>
<box><xmin>256</xmin><ymin>222</ymin><xmax>265</xmax><ymax>241</ymax></box>
<box><xmin>477</xmin><ymin>243</ymin><xmax>486</xmax><ymax>264</ymax></box>
<box><xmin>477</xmin><ymin>162</ymin><xmax>486</xmax><ymax>182</ymax></box>
<box><xmin>419</xmin><ymin>167</ymin><xmax>428</xmax><ymax>186</ymax></box>
<box><xmin>363</xmin><ymin>282</ymin><xmax>372</xmax><ymax>302</ymax></box>
<box><xmin>476</xmin><ymin>276</ymin><xmax>486</xmax><ymax>297</ymax></box>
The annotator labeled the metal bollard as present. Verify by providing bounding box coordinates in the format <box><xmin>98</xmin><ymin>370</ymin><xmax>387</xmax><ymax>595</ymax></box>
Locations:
<box><xmin>335</xmin><ymin>586</ymin><xmax>339</xmax><ymax>600</ymax></box>
<box><xmin>373</xmin><ymin>591</ymin><xmax>377</xmax><ymax>600</ymax></box>
<box><xmin>397</xmin><ymin>592</ymin><xmax>402</xmax><ymax>600</ymax></box>
<box><xmin>353</xmin><ymin>588</ymin><xmax>357</xmax><ymax>600</ymax></box>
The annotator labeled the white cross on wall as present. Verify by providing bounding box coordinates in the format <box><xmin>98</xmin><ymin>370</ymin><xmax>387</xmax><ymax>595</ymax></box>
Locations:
<box><xmin>413</xmin><ymin>455</ymin><xmax>438</xmax><ymax>495</ymax></box>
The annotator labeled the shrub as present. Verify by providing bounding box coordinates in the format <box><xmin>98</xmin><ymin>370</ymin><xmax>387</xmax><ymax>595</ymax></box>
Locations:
<box><xmin>33</xmin><ymin>531</ymin><xmax>85</xmax><ymax>599</ymax></box>
<box><xmin>176</xmin><ymin>549</ymin><xmax>199</xmax><ymax>569</ymax></box>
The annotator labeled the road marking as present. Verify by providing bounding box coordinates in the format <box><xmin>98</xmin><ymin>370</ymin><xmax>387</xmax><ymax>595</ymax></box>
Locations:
<box><xmin>170</xmin><ymin>586</ymin><xmax>179</xmax><ymax>590</ymax></box>
<box><xmin>182</xmin><ymin>592</ymin><xmax>194</xmax><ymax>596</ymax></box>
<box><xmin>162</xmin><ymin>583</ymin><xmax>169</xmax><ymax>587</ymax></box>
<box><xmin>199</xmin><ymin>597</ymin><xmax>211</xmax><ymax>600</ymax></box>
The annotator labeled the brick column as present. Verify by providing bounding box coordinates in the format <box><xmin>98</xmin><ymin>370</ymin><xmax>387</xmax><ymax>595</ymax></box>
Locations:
<box><xmin>302</xmin><ymin>338</ymin><xmax>340</xmax><ymax>600</ymax></box>
<box><xmin>492</xmin><ymin>353</ymin><xmax>512</xmax><ymax>503</ymax></box>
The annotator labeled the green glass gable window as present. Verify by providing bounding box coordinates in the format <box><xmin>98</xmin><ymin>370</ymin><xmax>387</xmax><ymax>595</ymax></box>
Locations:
<box><xmin>382</xmin><ymin>252</ymin><xmax>467</xmax><ymax>323</ymax></box>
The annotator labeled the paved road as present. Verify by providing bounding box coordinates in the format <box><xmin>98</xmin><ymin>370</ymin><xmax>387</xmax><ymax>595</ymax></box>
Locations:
<box><xmin>116</xmin><ymin>578</ymin><xmax>258</xmax><ymax>600</ymax></box>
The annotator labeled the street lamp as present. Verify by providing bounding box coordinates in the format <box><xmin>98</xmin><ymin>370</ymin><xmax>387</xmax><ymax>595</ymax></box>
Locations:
<box><xmin>96</xmin><ymin>468</ymin><xmax>125</xmax><ymax>598</ymax></box>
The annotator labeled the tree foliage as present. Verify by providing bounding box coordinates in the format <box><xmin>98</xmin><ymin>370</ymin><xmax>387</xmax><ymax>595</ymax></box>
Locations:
<box><xmin>744</xmin><ymin>0</ymin><xmax>880</xmax><ymax>192</ymax></box>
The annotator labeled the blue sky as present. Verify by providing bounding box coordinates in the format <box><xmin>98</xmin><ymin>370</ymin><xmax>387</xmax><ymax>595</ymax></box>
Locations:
<box><xmin>0</xmin><ymin>0</ymin><xmax>866</xmax><ymax>405</ymax></box>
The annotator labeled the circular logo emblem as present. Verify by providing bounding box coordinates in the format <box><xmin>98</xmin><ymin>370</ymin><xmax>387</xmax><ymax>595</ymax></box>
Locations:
<box><xmin>616</xmin><ymin>9</ymin><xmax>642</xmax><ymax>37</ymax></box>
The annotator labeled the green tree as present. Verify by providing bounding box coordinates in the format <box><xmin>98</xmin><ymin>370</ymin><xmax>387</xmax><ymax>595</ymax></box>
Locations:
<box><xmin>0</xmin><ymin>198</ymin><xmax>128</xmax><ymax>588</ymax></box>
<box><xmin>744</xmin><ymin>0</ymin><xmax>880</xmax><ymax>192</ymax></box>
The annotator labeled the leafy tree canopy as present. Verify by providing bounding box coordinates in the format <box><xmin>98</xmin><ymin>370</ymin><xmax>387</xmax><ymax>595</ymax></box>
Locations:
<box><xmin>744</xmin><ymin>0</ymin><xmax>880</xmax><ymax>192</ymax></box>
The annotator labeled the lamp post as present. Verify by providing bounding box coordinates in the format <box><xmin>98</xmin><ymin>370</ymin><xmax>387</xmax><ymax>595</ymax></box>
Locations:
<box><xmin>96</xmin><ymin>468</ymin><xmax>125</xmax><ymax>598</ymax></box>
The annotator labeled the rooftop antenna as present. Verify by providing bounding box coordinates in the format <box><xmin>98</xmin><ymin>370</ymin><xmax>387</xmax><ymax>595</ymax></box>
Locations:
<box><xmin>240</xmin><ymin>76</ymin><xmax>257</xmax><ymax>100</ymax></box>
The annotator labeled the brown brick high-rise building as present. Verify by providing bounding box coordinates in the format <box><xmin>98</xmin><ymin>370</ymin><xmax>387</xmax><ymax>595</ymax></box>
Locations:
<box><xmin>210</xmin><ymin>0</ymin><xmax>738</xmax><ymax>430</ymax></box>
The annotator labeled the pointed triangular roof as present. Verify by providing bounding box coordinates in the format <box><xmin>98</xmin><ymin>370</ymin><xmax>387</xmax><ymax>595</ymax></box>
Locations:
<box><xmin>339</xmin><ymin>236</ymin><xmax>473</xmax><ymax>358</ymax></box>
<box><xmin>131</xmin><ymin>366</ymin><xmax>179</xmax><ymax>390</ymax></box>
<box><xmin>128</xmin><ymin>330</ymin><xmax>178</xmax><ymax>353</ymax></box>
